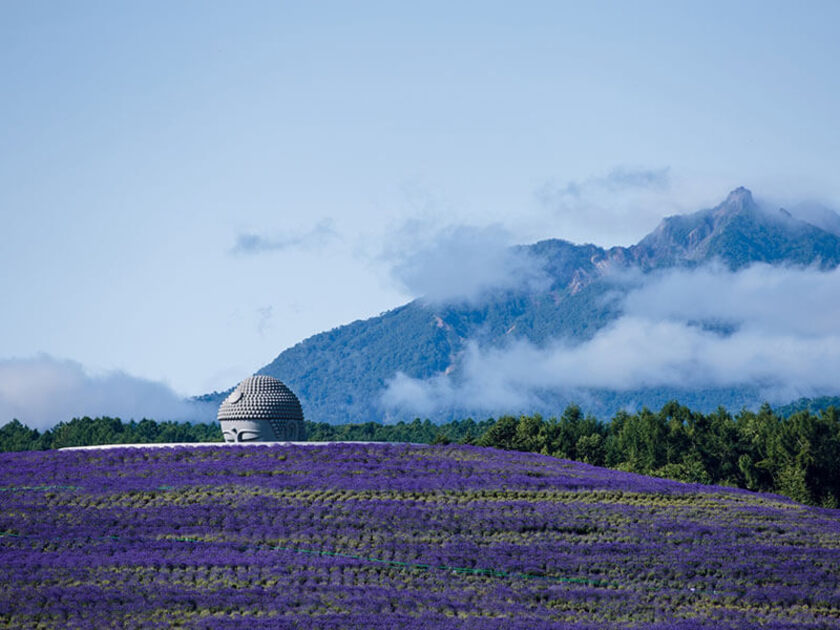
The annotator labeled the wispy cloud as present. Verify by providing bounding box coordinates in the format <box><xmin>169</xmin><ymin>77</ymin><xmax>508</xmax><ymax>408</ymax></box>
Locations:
<box><xmin>381</xmin><ymin>263</ymin><xmax>840</xmax><ymax>416</ymax></box>
<box><xmin>602</xmin><ymin>166</ymin><xmax>671</xmax><ymax>191</ymax></box>
<box><xmin>788</xmin><ymin>201</ymin><xmax>840</xmax><ymax>236</ymax></box>
<box><xmin>541</xmin><ymin>167</ymin><xmax>671</xmax><ymax>200</ymax></box>
<box><xmin>0</xmin><ymin>356</ymin><xmax>216</xmax><ymax>431</ymax></box>
<box><xmin>256</xmin><ymin>306</ymin><xmax>273</xmax><ymax>336</ymax></box>
<box><xmin>377</xmin><ymin>167</ymin><xmax>685</xmax><ymax>304</ymax></box>
<box><xmin>384</xmin><ymin>222</ymin><xmax>551</xmax><ymax>305</ymax></box>
<box><xmin>534</xmin><ymin>166</ymin><xmax>680</xmax><ymax>246</ymax></box>
<box><xmin>230</xmin><ymin>219</ymin><xmax>337</xmax><ymax>256</ymax></box>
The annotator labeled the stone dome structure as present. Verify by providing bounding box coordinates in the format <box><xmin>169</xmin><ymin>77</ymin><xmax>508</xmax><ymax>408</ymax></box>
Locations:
<box><xmin>217</xmin><ymin>375</ymin><xmax>305</xmax><ymax>442</ymax></box>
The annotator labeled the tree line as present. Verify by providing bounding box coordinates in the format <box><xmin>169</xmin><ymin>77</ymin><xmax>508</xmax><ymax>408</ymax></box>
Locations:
<box><xmin>471</xmin><ymin>402</ymin><xmax>840</xmax><ymax>508</ymax></box>
<box><xmin>2</xmin><ymin>401</ymin><xmax>838</xmax><ymax>507</ymax></box>
<box><xmin>0</xmin><ymin>417</ymin><xmax>221</xmax><ymax>451</ymax></box>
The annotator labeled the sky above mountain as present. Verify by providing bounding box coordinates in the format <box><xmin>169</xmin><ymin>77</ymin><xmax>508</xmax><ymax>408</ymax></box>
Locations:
<box><xmin>2</xmin><ymin>2</ymin><xmax>840</xmax><ymax>425</ymax></box>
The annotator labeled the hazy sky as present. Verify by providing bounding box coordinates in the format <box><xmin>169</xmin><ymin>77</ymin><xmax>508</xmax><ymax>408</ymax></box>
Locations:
<box><xmin>2</xmin><ymin>1</ymin><xmax>840</xmax><ymax>408</ymax></box>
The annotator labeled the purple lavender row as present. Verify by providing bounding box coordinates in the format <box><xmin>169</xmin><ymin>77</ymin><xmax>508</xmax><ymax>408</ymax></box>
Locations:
<box><xmin>1</xmin><ymin>443</ymin><xmax>838</xmax><ymax>628</ymax></box>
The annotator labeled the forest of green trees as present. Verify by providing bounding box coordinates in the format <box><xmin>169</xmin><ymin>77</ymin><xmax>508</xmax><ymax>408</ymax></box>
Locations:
<box><xmin>2</xmin><ymin>401</ymin><xmax>839</xmax><ymax>508</ymax></box>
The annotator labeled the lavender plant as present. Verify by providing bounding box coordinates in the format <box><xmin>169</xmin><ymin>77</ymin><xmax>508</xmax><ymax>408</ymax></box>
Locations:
<box><xmin>1</xmin><ymin>444</ymin><xmax>838</xmax><ymax>628</ymax></box>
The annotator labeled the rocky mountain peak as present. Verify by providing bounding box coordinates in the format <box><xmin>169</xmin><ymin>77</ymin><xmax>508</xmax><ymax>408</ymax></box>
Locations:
<box><xmin>718</xmin><ymin>186</ymin><xmax>756</xmax><ymax>213</ymax></box>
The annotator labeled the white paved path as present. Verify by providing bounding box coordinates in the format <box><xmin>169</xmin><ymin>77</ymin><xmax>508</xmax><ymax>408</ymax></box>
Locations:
<box><xmin>59</xmin><ymin>441</ymin><xmax>400</xmax><ymax>451</ymax></box>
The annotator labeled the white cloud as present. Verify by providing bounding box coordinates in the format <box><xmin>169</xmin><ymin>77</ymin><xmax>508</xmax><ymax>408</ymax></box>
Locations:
<box><xmin>0</xmin><ymin>356</ymin><xmax>216</xmax><ymax>431</ymax></box>
<box><xmin>624</xmin><ymin>263</ymin><xmax>840</xmax><ymax>336</ymax></box>
<box><xmin>381</xmin><ymin>264</ymin><xmax>840</xmax><ymax>416</ymax></box>
<box><xmin>385</xmin><ymin>223</ymin><xmax>551</xmax><ymax>304</ymax></box>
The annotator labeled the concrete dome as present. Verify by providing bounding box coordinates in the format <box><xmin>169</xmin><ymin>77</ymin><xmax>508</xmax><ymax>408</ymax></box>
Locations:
<box><xmin>218</xmin><ymin>375</ymin><xmax>305</xmax><ymax>442</ymax></box>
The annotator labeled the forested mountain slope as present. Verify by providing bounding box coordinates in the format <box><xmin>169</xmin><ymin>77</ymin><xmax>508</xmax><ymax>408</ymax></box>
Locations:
<box><xmin>204</xmin><ymin>188</ymin><xmax>840</xmax><ymax>423</ymax></box>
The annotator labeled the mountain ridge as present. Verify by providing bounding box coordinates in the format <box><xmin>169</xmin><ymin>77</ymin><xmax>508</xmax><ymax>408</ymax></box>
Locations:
<box><xmin>205</xmin><ymin>188</ymin><xmax>840</xmax><ymax>422</ymax></box>
<box><xmin>514</xmin><ymin>186</ymin><xmax>840</xmax><ymax>297</ymax></box>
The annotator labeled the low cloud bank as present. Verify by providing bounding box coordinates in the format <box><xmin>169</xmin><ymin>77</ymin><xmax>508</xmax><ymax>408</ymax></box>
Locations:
<box><xmin>382</xmin><ymin>264</ymin><xmax>840</xmax><ymax>416</ymax></box>
<box><xmin>386</xmin><ymin>223</ymin><xmax>550</xmax><ymax>304</ymax></box>
<box><xmin>624</xmin><ymin>264</ymin><xmax>840</xmax><ymax>336</ymax></box>
<box><xmin>0</xmin><ymin>356</ymin><xmax>216</xmax><ymax>431</ymax></box>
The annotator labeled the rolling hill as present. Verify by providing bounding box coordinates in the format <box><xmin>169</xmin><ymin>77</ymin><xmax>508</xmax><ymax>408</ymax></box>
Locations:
<box><xmin>2</xmin><ymin>443</ymin><xmax>839</xmax><ymax>628</ymax></box>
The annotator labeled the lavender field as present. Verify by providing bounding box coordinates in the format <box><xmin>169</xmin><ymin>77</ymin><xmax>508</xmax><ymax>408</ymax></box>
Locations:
<box><xmin>1</xmin><ymin>443</ymin><xmax>839</xmax><ymax>629</ymax></box>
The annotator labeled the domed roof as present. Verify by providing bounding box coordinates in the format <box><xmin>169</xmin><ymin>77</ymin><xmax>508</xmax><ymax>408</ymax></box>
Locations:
<box><xmin>217</xmin><ymin>375</ymin><xmax>303</xmax><ymax>422</ymax></box>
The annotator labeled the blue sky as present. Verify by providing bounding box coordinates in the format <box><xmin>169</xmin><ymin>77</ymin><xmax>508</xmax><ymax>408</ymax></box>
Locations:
<box><xmin>2</xmin><ymin>1</ymin><xmax>840</xmax><ymax>421</ymax></box>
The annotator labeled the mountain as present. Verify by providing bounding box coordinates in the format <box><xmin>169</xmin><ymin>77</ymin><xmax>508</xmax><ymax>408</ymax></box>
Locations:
<box><xmin>204</xmin><ymin>188</ymin><xmax>840</xmax><ymax>423</ymax></box>
<box><xmin>631</xmin><ymin>187</ymin><xmax>840</xmax><ymax>270</ymax></box>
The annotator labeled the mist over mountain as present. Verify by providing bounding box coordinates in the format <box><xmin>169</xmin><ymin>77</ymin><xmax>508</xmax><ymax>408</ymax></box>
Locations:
<box><xmin>205</xmin><ymin>188</ymin><xmax>840</xmax><ymax>423</ymax></box>
<box><xmin>788</xmin><ymin>201</ymin><xmax>840</xmax><ymax>237</ymax></box>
